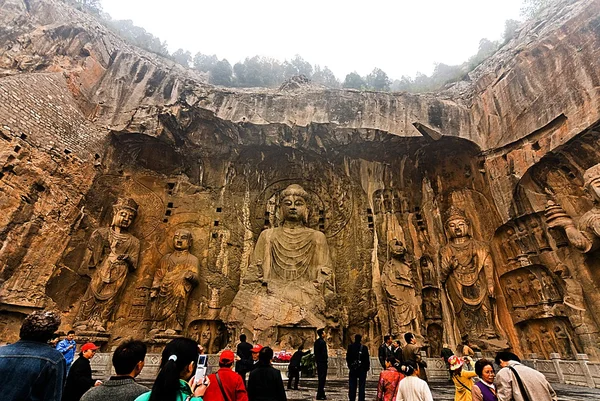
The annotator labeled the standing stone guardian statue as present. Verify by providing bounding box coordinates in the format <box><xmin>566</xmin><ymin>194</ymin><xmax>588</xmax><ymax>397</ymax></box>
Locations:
<box><xmin>439</xmin><ymin>206</ymin><xmax>497</xmax><ymax>339</ymax></box>
<box><xmin>75</xmin><ymin>198</ymin><xmax>140</xmax><ymax>332</ymax></box>
<box><xmin>150</xmin><ymin>229</ymin><xmax>199</xmax><ymax>336</ymax></box>
<box><xmin>546</xmin><ymin>163</ymin><xmax>600</xmax><ymax>253</ymax></box>
<box><xmin>380</xmin><ymin>239</ymin><xmax>421</xmax><ymax>335</ymax></box>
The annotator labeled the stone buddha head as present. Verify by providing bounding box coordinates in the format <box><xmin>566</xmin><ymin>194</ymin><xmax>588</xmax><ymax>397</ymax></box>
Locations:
<box><xmin>444</xmin><ymin>206</ymin><xmax>471</xmax><ymax>240</ymax></box>
<box><xmin>583</xmin><ymin>163</ymin><xmax>600</xmax><ymax>202</ymax></box>
<box><xmin>173</xmin><ymin>229</ymin><xmax>193</xmax><ymax>251</ymax></box>
<box><xmin>280</xmin><ymin>184</ymin><xmax>310</xmax><ymax>224</ymax></box>
<box><xmin>111</xmin><ymin>198</ymin><xmax>138</xmax><ymax>229</ymax></box>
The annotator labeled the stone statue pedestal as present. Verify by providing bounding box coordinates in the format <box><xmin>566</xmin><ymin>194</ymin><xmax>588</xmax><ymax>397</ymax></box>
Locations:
<box><xmin>75</xmin><ymin>330</ymin><xmax>110</xmax><ymax>345</ymax></box>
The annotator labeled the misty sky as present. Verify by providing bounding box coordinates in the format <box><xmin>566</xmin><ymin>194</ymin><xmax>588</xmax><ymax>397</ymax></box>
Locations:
<box><xmin>100</xmin><ymin>0</ymin><xmax>524</xmax><ymax>80</ymax></box>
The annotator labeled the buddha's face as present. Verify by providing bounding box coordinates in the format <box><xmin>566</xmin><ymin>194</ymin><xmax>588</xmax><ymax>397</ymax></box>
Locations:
<box><xmin>112</xmin><ymin>208</ymin><xmax>135</xmax><ymax>228</ymax></box>
<box><xmin>281</xmin><ymin>194</ymin><xmax>307</xmax><ymax>222</ymax></box>
<box><xmin>173</xmin><ymin>230</ymin><xmax>192</xmax><ymax>250</ymax></box>
<box><xmin>447</xmin><ymin>218</ymin><xmax>469</xmax><ymax>239</ymax></box>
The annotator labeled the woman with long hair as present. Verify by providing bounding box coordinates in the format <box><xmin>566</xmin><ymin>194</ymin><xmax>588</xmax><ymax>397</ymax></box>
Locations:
<box><xmin>135</xmin><ymin>338</ymin><xmax>210</xmax><ymax>401</ymax></box>
<box><xmin>472</xmin><ymin>359</ymin><xmax>497</xmax><ymax>401</ymax></box>
<box><xmin>448</xmin><ymin>355</ymin><xmax>477</xmax><ymax>401</ymax></box>
<box><xmin>395</xmin><ymin>360</ymin><xmax>433</xmax><ymax>401</ymax></box>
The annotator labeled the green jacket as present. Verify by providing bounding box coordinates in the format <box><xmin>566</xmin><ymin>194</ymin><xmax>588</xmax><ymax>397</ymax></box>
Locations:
<box><xmin>134</xmin><ymin>379</ymin><xmax>203</xmax><ymax>401</ymax></box>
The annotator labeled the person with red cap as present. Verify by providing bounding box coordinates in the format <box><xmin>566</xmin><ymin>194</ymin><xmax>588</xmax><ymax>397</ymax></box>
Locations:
<box><xmin>203</xmin><ymin>350</ymin><xmax>248</xmax><ymax>401</ymax></box>
<box><xmin>62</xmin><ymin>343</ymin><xmax>102</xmax><ymax>401</ymax></box>
<box><xmin>248</xmin><ymin>344</ymin><xmax>262</xmax><ymax>375</ymax></box>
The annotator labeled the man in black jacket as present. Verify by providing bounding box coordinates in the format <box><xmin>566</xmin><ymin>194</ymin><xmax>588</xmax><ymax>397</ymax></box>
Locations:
<box><xmin>346</xmin><ymin>334</ymin><xmax>370</xmax><ymax>401</ymax></box>
<box><xmin>62</xmin><ymin>343</ymin><xmax>101</xmax><ymax>401</ymax></box>
<box><xmin>378</xmin><ymin>335</ymin><xmax>393</xmax><ymax>368</ymax></box>
<box><xmin>287</xmin><ymin>345</ymin><xmax>310</xmax><ymax>390</ymax></box>
<box><xmin>235</xmin><ymin>334</ymin><xmax>254</xmax><ymax>385</ymax></box>
<box><xmin>314</xmin><ymin>328</ymin><xmax>328</xmax><ymax>400</ymax></box>
<box><xmin>247</xmin><ymin>347</ymin><xmax>286</xmax><ymax>401</ymax></box>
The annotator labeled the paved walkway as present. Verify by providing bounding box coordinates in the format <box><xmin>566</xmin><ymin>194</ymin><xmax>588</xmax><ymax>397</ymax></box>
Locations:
<box><xmin>284</xmin><ymin>378</ymin><xmax>600</xmax><ymax>401</ymax></box>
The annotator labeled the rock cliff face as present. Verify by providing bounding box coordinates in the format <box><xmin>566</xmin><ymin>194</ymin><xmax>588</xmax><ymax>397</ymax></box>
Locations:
<box><xmin>1</xmin><ymin>0</ymin><xmax>600</xmax><ymax>359</ymax></box>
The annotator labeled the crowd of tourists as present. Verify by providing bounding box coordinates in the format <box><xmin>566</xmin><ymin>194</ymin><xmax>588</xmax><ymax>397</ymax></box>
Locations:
<box><xmin>0</xmin><ymin>310</ymin><xmax>559</xmax><ymax>401</ymax></box>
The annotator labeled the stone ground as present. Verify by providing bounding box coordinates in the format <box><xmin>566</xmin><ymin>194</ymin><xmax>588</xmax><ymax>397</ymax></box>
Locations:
<box><xmin>283</xmin><ymin>378</ymin><xmax>600</xmax><ymax>401</ymax></box>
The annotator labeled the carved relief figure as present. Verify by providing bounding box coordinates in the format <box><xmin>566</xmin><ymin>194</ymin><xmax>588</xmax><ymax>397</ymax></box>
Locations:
<box><xmin>381</xmin><ymin>239</ymin><xmax>421</xmax><ymax>334</ymax></box>
<box><xmin>420</xmin><ymin>256</ymin><xmax>435</xmax><ymax>286</ymax></box>
<box><xmin>528</xmin><ymin>273</ymin><xmax>544</xmax><ymax>303</ymax></box>
<box><xmin>75</xmin><ymin>198</ymin><xmax>140</xmax><ymax>332</ymax></box>
<box><xmin>505</xmin><ymin>278</ymin><xmax>523</xmax><ymax>308</ymax></box>
<box><xmin>250</xmin><ymin>184</ymin><xmax>334</xmax><ymax>293</ymax></box>
<box><xmin>540</xmin><ymin>325</ymin><xmax>557</xmax><ymax>358</ymax></box>
<box><xmin>546</xmin><ymin>163</ymin><xmax>600</xmax><ymax>253</ymax></box>
<box><xmin>439</xmin><ymin>207</ymin><xmax>497</xmax><ymax>339</ymax></box>
<box><xmin>516</xmin><ymin>276</ymin><xmax>533</xmax><ymax>307</ymax></box>
<box><xmin>540</xmin><ymin>271</ymin><xmax>561</xmax><ymax>301</ymax></box>
<box><xmin>553</xmin><ymin>326</ymin><xmax>574</xmax><ymax>358</ymax></box>
<box><xmin>150</xmin><ymin>229</ymin><xmax>199</xmax><ymax>335</ymax></box>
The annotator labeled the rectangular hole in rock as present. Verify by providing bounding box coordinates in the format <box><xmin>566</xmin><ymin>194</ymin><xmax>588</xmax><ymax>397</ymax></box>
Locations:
<box><xmin>165</xmin><ymin>210</ymin><xmax>172</xmax><ymax>216</ymax></box>
<box><xmin>167</xmin><ymin>202</ymin><xmax>174</xmax><ymax>208</ymax></box>
<box><xmin>216</xmin><ymin>207</ymin><xmax>222</xmax><ymax>213</ymax></box>
<box><xmin>214</xmin><ymin>221</ymin><xmax>219</xmax><ymax>226</ymax></box>
<box><xmin>14</xmin><ymin>145</ymin><xmax>21</xmax><ymax>152</ymax></box>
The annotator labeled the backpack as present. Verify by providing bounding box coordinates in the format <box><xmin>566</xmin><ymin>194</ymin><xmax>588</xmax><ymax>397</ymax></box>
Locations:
<box><xmin>349</xmin><ymin>345</ymin><xmax>363</xmax><ymax>370</ymax></box>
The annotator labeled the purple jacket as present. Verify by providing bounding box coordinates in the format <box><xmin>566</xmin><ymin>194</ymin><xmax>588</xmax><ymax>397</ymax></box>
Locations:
<box><xmin>475</xmin><ymin>381</ymin><xmax>497</xmax><ymax>401</ymax></box>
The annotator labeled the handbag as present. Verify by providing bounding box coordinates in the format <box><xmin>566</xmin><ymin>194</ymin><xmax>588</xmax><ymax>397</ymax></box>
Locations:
<box><xmin>349</xmin><ymin>345</ymin><xmax>363</xmax><ymax>370</ymax></box>
<box><xmin>508</xmin><ymin>366</ymin><xmax>531</xmax><ymax>401</ymax></box>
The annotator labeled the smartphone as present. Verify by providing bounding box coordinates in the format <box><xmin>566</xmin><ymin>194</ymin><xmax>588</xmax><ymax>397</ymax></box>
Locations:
<box><xmin>194</xmin><ymin>354</ymin><xmax>208</xmax><ymax>384</ymax></box>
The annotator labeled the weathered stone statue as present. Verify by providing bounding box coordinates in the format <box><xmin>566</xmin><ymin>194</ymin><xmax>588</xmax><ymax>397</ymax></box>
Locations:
<box><xmin>150</xmin><ymin>229</ymin><xmax>199</xmax><ymax>335</ymax></box>
<box><xmin>546</xmin><ymin>163</ymin><xmax>600</xmax><ymax>253</ymax></box>
<box><xmin>75</xmin><ymin>198</ymin><xmax>140</xmax><ymax>332</ymax></box>
<box><xmin>250</xmin><ymin>184</ymin><xmax>334</xmax><ymax>293</ymax></box>
<box><xmin>225</xmin><ymin>184</ymin><xmax>339</xmax><ymax>346</ymax></box>
<box><xmin>381</xmin><ymin>239</ymin><xmax>421</xmax><ymax>335</ymax></box>
<box><xmin>439</xmin><ymin>206</ymin><xmax>497</xmax><ymax>339</ymax></box>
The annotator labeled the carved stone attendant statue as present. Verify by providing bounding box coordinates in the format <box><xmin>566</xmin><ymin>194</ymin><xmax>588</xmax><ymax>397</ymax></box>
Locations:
<box><xmin>380</xmin><ymin>239</ymin><xmax>421</xmax><ymax>335</ymax></box>
<box><xmin>439</xmin><ymin>206</ymin><xmax>497</xmax><ymax>339</ymax></box>
<box><xmin>75</xmin><ymin>198</ymin><xmax>140</xmax><ymax>332</ymax></box>
<box><xmin>150</xmin><ymin>229</ymin><xmax>199</xmax><ymax>335</ymax></box>
<box><xmin>546</xmin><ymin>163</ymin><xmax>600</xmax><ymax>253</ymax></box>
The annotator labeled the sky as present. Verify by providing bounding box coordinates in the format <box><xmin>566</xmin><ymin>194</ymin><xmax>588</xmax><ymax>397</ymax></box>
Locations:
<box><xmin>100</xmin><ymin>0</ymin><xmax>524</xmax><ymax>80</ymax></box>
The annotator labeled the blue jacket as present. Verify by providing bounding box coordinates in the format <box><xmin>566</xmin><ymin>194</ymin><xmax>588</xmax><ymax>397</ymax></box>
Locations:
<box><xmin>56</xmin><ymin>339</ymin><xmax>76</xmax><ymax>366</ymax></box>
<box><xmin>0</xmin><ymin>340</ymin><xmax>67</xmax><ymax>401</ymax></box>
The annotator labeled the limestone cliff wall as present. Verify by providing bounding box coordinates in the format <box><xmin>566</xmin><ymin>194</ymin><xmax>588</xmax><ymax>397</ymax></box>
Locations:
<box><xmin>0</xmin><ymin>0</ymin><xmax>599</xmax><ymax>360</ymax></box>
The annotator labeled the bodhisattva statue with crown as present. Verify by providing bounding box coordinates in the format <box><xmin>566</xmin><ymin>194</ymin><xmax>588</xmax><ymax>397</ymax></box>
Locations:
<box><xmin>546</xmin><ymin>163</ymin><xmax>600</xmax><ymax>253</ymax></box>
<box><xmin>439</xmin><ymin>206</ymin><xmax>498</xmax><ymax>340</ymax></box>
<box><xmin>75</xmin><ymin>198</ymin><xmax>141</xmax><ymax>332</ymax></box>
<box><xmin>225</xmin><ymin>184</ymin><xmax>341</xmax><ymax>344</ymax></box>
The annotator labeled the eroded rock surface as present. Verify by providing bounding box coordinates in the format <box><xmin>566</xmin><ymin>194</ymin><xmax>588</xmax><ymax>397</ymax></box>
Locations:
<box><xmin>1</xmin><ymin>0</ymin><xmax>600</xmax><ymax>360</ymax></box>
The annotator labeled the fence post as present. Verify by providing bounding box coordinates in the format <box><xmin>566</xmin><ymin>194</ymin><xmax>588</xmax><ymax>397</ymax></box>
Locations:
<box><xmin>576</xmin><ymin>353</ymin><xmax>595</xmax><ymax>388</ymax></box>
<box><xmin>550</xmin><ymin>353</ymin><xmax>565</xmax><ymax>384</ymax></box>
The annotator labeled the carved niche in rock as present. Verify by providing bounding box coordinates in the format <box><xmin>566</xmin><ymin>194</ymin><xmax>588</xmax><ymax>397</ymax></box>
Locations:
<box><xmin>426</xmin><ymin>323</ymin><xmax>443</xmax><ymax>358</ymax></box>
<box><xmin>224</xmin><ymin>184</ymin><xmax>342</xmax><ymax>344</ymax></box>
<box><xmin>419</xmin><ymin>256</ymin><xmax>437</xmax><ymax>287</ymax></box>
<box><xmin>500</xmin><ymin>266</ymin><xmax>563</xmax><ymax>320</ymax></box>
<box><xmin>519</xmin><ymin>318</ymin><xmax>580</xmax><ymax>359</ymax></box>
<box><xmin>187</xmin><ymin>319</ymin><xmax>228</xmax><ymax>354</ymax></box>
<box><xmin>380</xmin><ymin>239</ymin><xmax>421</xmax><ymax>336</ymax></box>
<box><xmin>546</xmin><ymin>163</ymin><xmax>600</xmax><ymax>253</ymax></box>
<box><xmin>422</xmin><ymin>288</ymin><xmax>442</xmax><ymax>320</ymax></box>
<box><xmin>439</xmin><ymin>206</ymin><xmax>498</xmax><ymax>340</ymax></box>
<box><xmin>149</xmin><ymin>229</ymin><xmax>199</xmax><ymax>336</ymax></box>
<box><xmin>74</xmin><ymin>198</ymin><xmax>140</xmax><ymax>332</ymax></box>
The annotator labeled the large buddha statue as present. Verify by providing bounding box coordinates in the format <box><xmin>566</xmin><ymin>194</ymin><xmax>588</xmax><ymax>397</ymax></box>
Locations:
<box><xmin>75</xmin><ymin>198</ymin><xmax>140</xmax><ymax>332</ymax></box>
<box><xmin>546</xmin><ymin>163</ymin><xmax>600</xmax><ymax>253</ymax></box>
<box><xmin>250</xmin><ymin>184</ymin><xmax>334</xmax><ymax>294</ymax></box>
<box><xmin>439</xmin><ymin>206</ymin><xmax>497</xmax><ymax>339</ymax></box>
<box><xmin>225</xmin><ymin>184</ymin><xmax>339</xmax><ymax>344</ymax></box>
<box><xmin>150</xmin><ymin>229</ymin><xmax>199</xmax><ymax>335</ymax></box>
